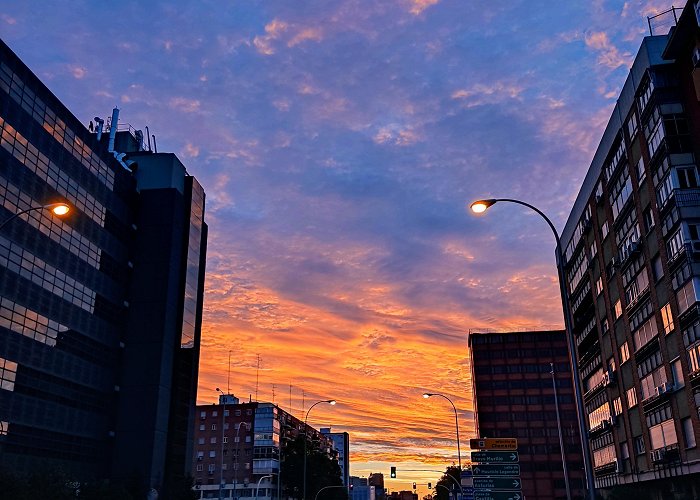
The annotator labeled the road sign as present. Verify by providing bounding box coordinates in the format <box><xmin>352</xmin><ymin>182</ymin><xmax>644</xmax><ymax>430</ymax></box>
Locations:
<box><xmin>469</xmin><ymin>438</ymin><xmax>518</xmax><ymax>451</ymax></box>
<box><xmin>470</xmin><ymin>451</ymin><xmax>519</xmax><ymax>464</ymax></box>
<box><xmin>471</xmin><ymin>464</ymin><xmax>520</xmax><ymax>477</ymax></box>
<box><xmin>472</xmin><ymin>477</ymin><xmax>521</xmax><ymax>490</ymax></box>
<box><xmin>473</xmin><ymin>491</ymin><xmax>522</xmax><ymax>500</ymax></box>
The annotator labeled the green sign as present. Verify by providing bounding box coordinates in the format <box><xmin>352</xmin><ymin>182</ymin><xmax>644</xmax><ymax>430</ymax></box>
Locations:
<box><xmin>473</xmin><ymin>491</ymin><xmax>522</xmax><ymax>500</ymax></box>
<box><xmin>470</xmin><ymin>451</ymin><xmax>519</xmax><ymax>464</ymax></box>
<box><xmin>471</xmin><ymin>464</ymin><xmax>520</xmax><ymax>477</ymax></box>
<box><xmin>473</xmin><ymin>478</ymin><xmax>521</xmax><ymax>490</ymax></box>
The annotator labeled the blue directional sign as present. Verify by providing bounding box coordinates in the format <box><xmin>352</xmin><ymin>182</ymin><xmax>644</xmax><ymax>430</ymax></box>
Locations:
<box><xmin>472</xmin><ymin>478</ymin><xmax>521</xmax><ymax>491</ymax></box>
<box><xmin>473</xmin><ymin>491</ymin><xmax>522</xmax><ymax>500</ymax></box>
<box><xmin>471</xmin><ymin>465</ymin><xmax>520</xmax><ymax>477</ymax></box>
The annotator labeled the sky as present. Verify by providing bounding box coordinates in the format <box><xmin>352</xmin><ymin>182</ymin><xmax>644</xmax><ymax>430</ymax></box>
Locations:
<box><xmin>1</xmin><ymin>0</ymin><xmax>683</xmax><ymax>494</ymax></box>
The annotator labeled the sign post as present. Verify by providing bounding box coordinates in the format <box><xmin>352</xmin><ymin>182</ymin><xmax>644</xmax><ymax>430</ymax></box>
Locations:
<box><xmin>469</xmin><ymin>438</ymin><xmax>521</xmax><ymax>500</ymax></box>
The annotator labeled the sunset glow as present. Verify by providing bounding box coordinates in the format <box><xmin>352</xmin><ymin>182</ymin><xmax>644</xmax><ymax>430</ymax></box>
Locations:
<box><xmin>1</xmin><ymin>0</ymin><xmax>677</xmax><ymax>494</ymax></box>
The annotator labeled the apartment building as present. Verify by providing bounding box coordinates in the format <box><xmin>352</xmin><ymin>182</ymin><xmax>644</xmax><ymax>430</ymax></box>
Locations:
<box><xmin>192</xmin><ymin>397</ymin><xmax>338</xmax><ymax>499</ymax></box>
<box><xmin>561</xmin><ymin>4</ymin><xmax>700</xmax><ymax>498</ymax></box>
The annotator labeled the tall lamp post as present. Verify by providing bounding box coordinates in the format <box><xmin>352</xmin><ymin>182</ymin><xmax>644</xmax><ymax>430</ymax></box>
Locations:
<box><xmin>469</xmin><ymin>197</ymin><xmax>595</xmax><ymax>500</ymax></box>
<box><xmin>422</xmin><ymin>393</ymin><xmax>462</xmax><ymax>471</ymax></box>
<box><xmin>0</xmin><ymin>202</ymin><xmax>70</xmax><ymax>231</ymax></box>
<box><xmin>303</xmin><ymin>399</ymin><xmax>336</xmax><ymax>500</ymax></box>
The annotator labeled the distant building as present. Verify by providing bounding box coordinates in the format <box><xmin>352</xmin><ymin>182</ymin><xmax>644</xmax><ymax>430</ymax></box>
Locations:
<box><xmin>387</xmin><ymin>491</ymin><xmax>416</xmax><ymax>500</ymax></box>
<box><xmin>321</xmin><ymin>427</ymin><xmax>350</xmax><ymax>486</ymax></box>
<box><xmin>0</xmin><ymin>37</ymin><xmax>207</xmax><ymax>495</ymax></box>
<box><xmin>368</xmin><ymin>472</ymin><xmax>385</xmax><ymax>500</ymax></box>
<box><xmin>192</xmin><ymin>398</ymin><xmax>337</xmax><ymax>499</ymax></box>
<box><xmin>469</xmin><ymin>329</ymin><xmax>585</xmax><ymax>500</ymax></box>
<box><xmin>561</xmin><ymin>4</ymin><xmax>700</xmax><ymax>498</ymax></box>
<box><xmin>350</xmin><ymin>476</ymin><xmax>375</xmax><ymax>500</ymax></box>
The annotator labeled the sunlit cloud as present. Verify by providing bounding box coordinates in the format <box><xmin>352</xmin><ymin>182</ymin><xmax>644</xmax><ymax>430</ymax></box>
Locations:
<box><xmin>169</xmin><ymin>97</ymin><xmax>201</xmax><ymax>113</ymax></box>
<box><xmin>408</xmin><ymin>0</ymin><xmax>440</xmax><ymax>15</ymax></box>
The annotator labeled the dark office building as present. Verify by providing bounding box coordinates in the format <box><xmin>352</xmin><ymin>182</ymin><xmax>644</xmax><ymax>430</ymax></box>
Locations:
<box><xmin>0</xmin><ymin>37</ymin><xmax>207</xmax><ymax>496</ymax></box>
<box><xmin>561</xmin><ymin>5</ymin><xmax>700</xmax><ymax>498</ymax></box>
<box><xmin>469</xmin><ymin>329</ymin><xmax>585</xmax><ymax>500</ymax></box>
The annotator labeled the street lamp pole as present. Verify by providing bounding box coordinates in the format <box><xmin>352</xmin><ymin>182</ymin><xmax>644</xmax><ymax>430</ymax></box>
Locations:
<box><xmin>0</xmin><ymin>203</ymin><xmax>70</xmax><ymax>232</ymax></box>
<box><xmin>255</xmin><ymin>474</ymin><xmax>276</xmax><ymax>500</ymax></box>
<box><xmin>422</xmin><ymin>393</ymin><xmax>462</xmax><ymax>471</ymax></box>
<box><xmin>551</xmin><ymin>363</ymin><xmax>572</xmax><ymax>500</ymax></box>
<box><xmin>303</xmin><ymin>399</ymin><xmax>336</xmax><ymax>500</ymax></box>
<box><xmin>313</xmin><ymin>485</ymin><xmax>347</xmax><ymax>500</ymax></box>
<box><xmin>470</xmin><ymin>197</ymin><xmax>596</xmax><ymax>500</ymax></box>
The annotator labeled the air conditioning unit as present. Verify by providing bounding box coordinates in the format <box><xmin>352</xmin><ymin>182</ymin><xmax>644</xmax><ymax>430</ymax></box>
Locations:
<box><xmin>693</xmin><ymin>47</ymin><xmax>700</xmax><ymax>68</ymax></box>
<box><xmin>655</xmin><ymin>382</ymin><xmax>673</xmax><ymax>396</ymax></box>
<box><xmin>651</xmin><ymin>448</ymin><xmax>666</xmax><ymax>463</ymax></box>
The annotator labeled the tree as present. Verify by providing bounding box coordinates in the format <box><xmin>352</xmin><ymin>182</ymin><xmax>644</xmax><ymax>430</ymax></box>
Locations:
<box><xmin>281</xmin><ymin>435</ymin><xmax>346</xmax><ymax>500</ymax></box>
<box><xmin>433</xmin><ymin>466</ymin><xmax>461</xmax><ymax>500</ymax></box>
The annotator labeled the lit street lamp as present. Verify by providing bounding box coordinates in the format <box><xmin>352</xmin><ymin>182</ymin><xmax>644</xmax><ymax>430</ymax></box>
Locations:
<box><xmin>314</xmin><ymin>485</ymin><xmax>347</xmax><ymax>500</ymax></box>
<box><xmin>0</xmin><ymin>202</ymin><xmax>70</xmax><ymax>232</ymax></box>
<box><xmin>422</xmin><ymin>393</ymin><xmax>462</xmax><ymax>471</ymax></box>
<box><xmin>303</xmin><ymin>399</ymin><xmax>336</xmax><ymax>500</ymax></box>
<box><xmin>469</xmin><ymin>197</ymin><xmax>595</xmax><ymax>500</ymax></box>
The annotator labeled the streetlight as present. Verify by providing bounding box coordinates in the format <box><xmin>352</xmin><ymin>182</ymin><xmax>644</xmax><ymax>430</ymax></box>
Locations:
<box><xmin>0</xmin><ymin>202</ymin><xmax>70</xmax><ymax>232</ymax></box>
<box><xmin>469</xmin><ymin>197</ymin><xmax>595</xmax><ymax>500</ymax></box>
<box><xmin>422</xmin><ymin>393</ymin><xmax>462</xmax><ymax>471</ymax></box>
<box><xmin>313</xmin><ymin>485</ymin><xmax>347</xmax><ymax>500</ymax></box>
<box><xmin>255</xmin><ymin>473</ymin><xmax>277</xmax><ymax>500</ymax></box>
<box><xmin>303</xmin><ymin>399</ymin><xmax>336</xmax><ymax>500</ymax></box>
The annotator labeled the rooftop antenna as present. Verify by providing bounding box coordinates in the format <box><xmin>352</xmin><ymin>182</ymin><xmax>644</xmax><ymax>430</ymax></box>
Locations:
<box><xmin>289</xmin><ymin>383</ymin><xmax>292</xmax><ymax>415</ymax></box>
<box><xmin>145</xmin><ymin>126</ymin><xmax>152</xmax><ymax>151</ymax></box>
<box><xmin>255</xmin><ymin>354</ymin><xmax>261</xmax><ymax>402</ymax></box>
<box><xmin>302</xmin><ymin>390</ymin><xmax>305</xmax><ymax>417</ymax></box>
<box><xmin>227</xmin><ymin>350</ymin><xmax>232</xmax><ymax>394</ymax></box>
<box><xmin>272</xmin><ymin>384</ymin><xmax>276</xmax><ymax>404</ymax></box>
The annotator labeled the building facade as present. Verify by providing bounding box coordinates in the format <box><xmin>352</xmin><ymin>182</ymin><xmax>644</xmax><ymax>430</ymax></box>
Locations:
<box><xmin>192</xmin><ymin>397</ymin><xmax>338</xmax><ymax>499</ymax></box>
<box><xmin>469</xmin><ymin>329</ymin><xmax>585</xmax><ymax>500</ymax></box>
<box><xmin>0</xmin><ymin>37</ymin><xmax>207</xmax><ymax>496</ymax></box>
<box><xmin>321</xmin><ymin>427</ymin><xmax>350</xmax><ymax>487</ymax></box>
<box><xmin>561</xmin><ymin>4</ymin><xmax>700</xmax><ymax>498</ymax></box>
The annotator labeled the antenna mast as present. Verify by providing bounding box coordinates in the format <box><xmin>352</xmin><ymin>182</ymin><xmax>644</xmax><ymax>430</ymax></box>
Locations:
<box><xmin>227</xmin><ymin>350</ymin><xmax>232</xmax><ymax>394</ymax></box>
<box><xmin>255</xmin><ymin>354</ymin><xmax>261</xmax><ymax>401</ymax></box>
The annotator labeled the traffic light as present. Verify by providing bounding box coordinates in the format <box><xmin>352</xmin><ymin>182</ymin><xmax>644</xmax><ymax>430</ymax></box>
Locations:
<box><xmin>412</xmin><ymin>483</ymin><xmax>416</xmax><ymax>490</ymax></box>
<box><xmin>390</xmin><ymin>466</ymin><xmax>396</xmax><ymax>478</ymax></box>
<box><xmin>428</xmin><ymin>483</ymin><xmax>432</xmax><ymax>489</ymax></box>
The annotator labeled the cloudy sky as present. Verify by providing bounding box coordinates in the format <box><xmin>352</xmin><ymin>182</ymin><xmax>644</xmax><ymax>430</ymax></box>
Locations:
<box><xmin>1</xmin><ymin>0</ymin><xmax>682</xmax><ymax>492</ymax></box>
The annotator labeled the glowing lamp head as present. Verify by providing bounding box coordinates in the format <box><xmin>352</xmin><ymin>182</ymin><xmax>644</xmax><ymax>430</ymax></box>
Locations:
<box><xmin>469</xmin><ymin>199</ymin><xmax>497</xmax><ymax>214</ymax></box>
<box><xmin>422</xmin><ymin>393</ymin><xmax>432</xmax><ymax>399</ymax></box>
<box><xmin>328</xmin><ymin>400</ymin><xmax>337</xmax><ymax>405</ymax></box>
<box><xmin>50</xmin><ymin>203</ymin><xmax>70</xmax><ymax>216</ymax></box>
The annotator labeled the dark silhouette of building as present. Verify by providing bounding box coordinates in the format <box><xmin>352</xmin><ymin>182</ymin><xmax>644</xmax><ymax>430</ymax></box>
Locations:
<box><xmin>0</xmin><ymin>37</ymin><xmax>207</xmax><ymax>496</ymax></box>
<box><xmin>561</xmin><ymin>4</ymin><xmax>700</xmax><ymax>498</ymax></box>
<box><xmin>469</xmin><ymin>329</ymin><xmax>585</xmax><ymax>500</ymax></box>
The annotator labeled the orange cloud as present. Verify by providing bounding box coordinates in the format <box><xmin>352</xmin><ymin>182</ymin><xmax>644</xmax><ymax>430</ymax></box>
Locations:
<box><xmin>409</xmin><ymin>0</ymin><xmax>440</xmax><ymax>15</ymax></box>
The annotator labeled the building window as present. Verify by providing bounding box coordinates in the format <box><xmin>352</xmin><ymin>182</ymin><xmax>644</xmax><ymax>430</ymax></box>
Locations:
<box><xmin>224</xmin><ymin>423</ymin><xmax>229</xmax><ymax>430</ymax></box>
<box><xmin>247</xmin><ymin>409</ymin><xmax>253</xmax><ymax>416</ymax></box>
<box><xmin>621</xmin><ymin>441</ymin><xmax>630</xmax><ymax>460</ymax></box>
<box><xmin>677</xmin><ymin>165</ymin><xmax>699</xmax><ymax>189</ymax></box>
<box><xmin>602</xmin><ymin>221</ymin><xmax>609</xmax><ymax>240</ymax></box>
<box><xmin>198</xmin><ymin>438</ymin><xmax>205</xmax><ymax>445</ymax></box>
<box><xmin>199</xmin><ymin>424</ymin><xmax>205</xmax><ymax>431</ymax></box>
<box><xmin>628</xmin><ymin>112</ymin><xmax>639</xmax><ymax>140</ymax></box>
<box><xmin>223</xmin><ymin>437</ymin><xmax>228</xmax><ymax>444</ymax></box>
<box><xmin>235</xmin><ymin>436</ymin><xmax>240</xmax><ymax>443</ymax></box>
<box><xmin>0</xmin><ymin>358</ymin><xmax>18</xmax><ymax>392</ymax></box>
<box><xmin>671</xmin><ymin>358</ymin><xmax>684</xmax><ymax>388</ymax></box>
<box><xmin>627</xmin><ymin>387</ymin><xmax>638</xmax><ymax>408</ymax></box>
<box><xmin>224</xmin><ymin>409</ymin><xmax>230</xmax><ymax>417</ymax></box>
<box><xmin>613</xmin><ymin>397</ymin><xmax>622</xmax><ymax>416</ymax></box>
<box><xmin>210</xmin><ymin>437</ymin><xmax>217</xmax><ymax>444</ymax></box>
<box><xmin>212</xmin><ymin>424</ymin><xmax>217</xmax><ymax>431</ymax></box>
<box><xmin>209</xmin><ymin>451</ymin><xmax>216</xmax><ymax>458</ymax></box>
<box><xmin>640</xmin><ymin>367</ymin><xmax>668</xmax><ymax>400</ymax></box>
<box><xmin>633</xmin><ymin>317</ymin><xmax>658</xmax><ymax>351</ymax></box>
<box><xmin>245</xmin><ymin>435</ymin><xmax>251</xmax><ymax>443</ymax></box>
<box><xmin>245</xmin><ymin>463</ymin><xmax>250</xmax><ymax>470</ymax></box>
<box><xmin>212</xmin><ymin>411</ymin><xmax>218</xmax><ymax>417</ymax></box>
<box><xmin>688</xmin><ymin>343</ymin><xmax>700</xmax><ymax>374</ymax></box>
<box><xmin>208</xmin><ymin>464</ymin><xmax>216</xmax><ymax>472</ymax></box>
<box><xmin>196</xmin><ymin>464</ymin><xmax>203</xmax><ymax>472</ymax></box>
<box><xmin>661</xmin><ymin>303</ymin><xmax>674</xmax><ymax>334</ymax></box>
<box><xmin>634</xmin><ymin>436</ymin><xmax>645</xmax><ymax>455</ymax></box>
<box><xmin>235</xmin><ymin>410</ymin><xmax>242</xmax><ymax>416</ymax></box>
<box><xmin>643</xmin><ymin>207</ymin><xmax>654</xmax><ymax>232</ymax></box>
<box><xmin>636</xmin><ymin>157</ymin><xmax>646</xmax><ymax>183</ymax></box>
<box><xmin>222</xmin><ymin>463</ymin><xmax>228</xmax><ymax>470</ymax></box>
<box><xmin>614</xmin><ymin>300</ymin><xmax>622</xmax><ymax>320</ymax></box>
<box><xmin>620</xmin><ymin>342</ymin><xmax>630</xmax><ymax>364</ymax></box>
<box><xmin>649</xmin><ymin>420</ymin><xmax>678</xmax><ymax>450</ymax></box>
<box><xmin>596</xmin><ymin>277</ymin><xmax>604</xmax><ymax>296</ymax></box>
<box><xmin>200</xmin><ymin>411</ymin><xmax>206</xmax><ymax>419</ymax></box>
<box><xmin>677</xmin><ymin>278</ymin><xmax>700</xmax><ymax>315</ymax></box>
<box><xmin>682</xmin><ymin>418</ymin><xmax>696</xmax><ymax>448</ymax></box>
<box><xmin>652</xmin><ymin>256</ymin><xmax>664</xmax><ymax>281</ymax></box>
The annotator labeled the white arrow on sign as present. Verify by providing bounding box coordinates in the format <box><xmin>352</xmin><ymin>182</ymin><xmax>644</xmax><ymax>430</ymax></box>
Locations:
<box><xmin>510</xmin><ymin>453</ymin><xmax>516</xmax><ymax>461</ymax></box>
<box><xmin>512</xmin><ymin>480</ymin><xmax>520</xmax><ymax>488</ymax></box>
<box><xmin>513</xmin><ymin>494</ymin><xmax>521</xmax><ymax>500</ymax></box>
